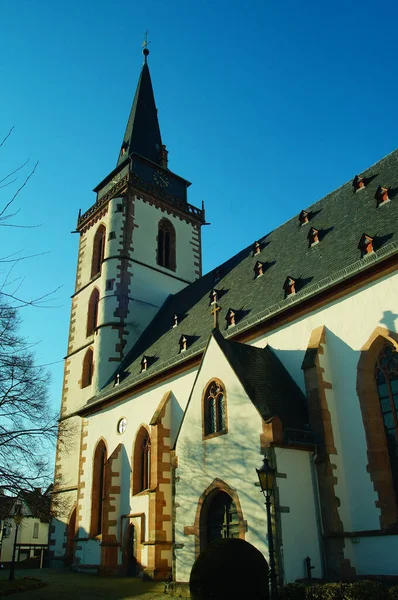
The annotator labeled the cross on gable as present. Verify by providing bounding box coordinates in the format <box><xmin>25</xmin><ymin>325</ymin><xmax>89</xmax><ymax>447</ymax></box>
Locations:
<box><xmin>210</xmin><ymin>302</ymin><xmax>221</xmax><ymax>329</ymax></box>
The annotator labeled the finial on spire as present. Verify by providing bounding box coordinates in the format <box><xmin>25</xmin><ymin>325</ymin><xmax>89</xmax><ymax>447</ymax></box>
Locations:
<box><xmin>142</xmin><ymin>30</ymin><xmax>150</xmax><ymax>61</ymax></box>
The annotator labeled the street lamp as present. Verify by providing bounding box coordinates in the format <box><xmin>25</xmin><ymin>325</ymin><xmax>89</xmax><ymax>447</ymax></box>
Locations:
<box><xmin>8</xmin><ymin>503</ymin><xmax>23</xmax><ymax>582</ymax></box>
<box><xmin>256</xmin><ymin>456</ymin><xmax>278</xmax><ymax>600</ymax></box>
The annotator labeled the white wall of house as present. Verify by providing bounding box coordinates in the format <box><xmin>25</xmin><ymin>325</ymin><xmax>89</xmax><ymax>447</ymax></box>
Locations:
<box><xmin>74</xmin><ymin>368</ymin><xmax>196</xmax><ymax>566</ymax></box>
<box><xmin>173</xmin><ymin>336</ymin><xmax>322</xmax><ymax>583</ymax></box>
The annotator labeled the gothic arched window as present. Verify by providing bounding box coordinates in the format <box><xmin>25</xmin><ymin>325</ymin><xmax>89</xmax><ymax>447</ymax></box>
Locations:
<box><xmin>204</xmin><ymin>491</ymin><xmax>240</xmax><ymax>548</ymax></box>
<box><xmin>86</xmin><ymin>288</ymin><xmax>99</xmax><ymax>336</ymax></box>
<box><xmin>157</xmin><ymin>219</ymin><xmax>176</xmax><ymax>271</ymax></box>
<box><xmin>90</xmin><ymin>440</ymin><xmax>107</xmax><ymax>537</ymax></box>
<box><xmin>376</xmin><ymin>345</ymin><xmax>398</xmax><ymax>500</ymax></box>
<box><xmin>81</xmin><ymin>348</ymin><xmax>94</xmax><ymax>388</ymax></box>
<box><xmin>132</xmin><ymin>427</ymin><xmax>151</xmax><ymax>494</ymax></box>
<box><xmin>91</xmin><ymin>224</ymin><xmax>106</xmax><ymax>278</ymax></box>
<box><xmin>203</xmin><ymin>380</ymin><xmax>227</xmax><ymax>438</ymax></box>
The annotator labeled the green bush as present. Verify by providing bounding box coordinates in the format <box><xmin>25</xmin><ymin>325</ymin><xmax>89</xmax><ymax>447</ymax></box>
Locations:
<box><xmin>281</xmin><ymin>583</ymin><xmax>306</xmax><ymax>600</ymax></box>
<box><xmin>350</xmin><ymin>580</ymin><xmax>386</xmax><ymax>600</ymax></box>
<box><xmin>307</xmin><ymin>582</ymin><xmax>347</xmax><ymax>599</ymax></box>
<box><xmin>388</xmin><ymin>586</ymin><xmax>398</xmax><ymax>600</ymax></box>
<box><xmin>281</xmin><ymin>580</ymin><xmax>388</xmax><ymax>600</ymax></box>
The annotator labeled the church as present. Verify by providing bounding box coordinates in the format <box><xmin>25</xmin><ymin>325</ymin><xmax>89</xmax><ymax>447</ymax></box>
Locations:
<box><xmin>50</xmin><ymin>47</ymin><xmax>398</xmax><ymax>585</ymax></box>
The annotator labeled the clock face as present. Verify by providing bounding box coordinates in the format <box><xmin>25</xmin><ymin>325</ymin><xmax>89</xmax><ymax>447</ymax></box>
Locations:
<box><xmin>153</xmin><ymin>170</ymin><xmax>170</xmax><ymax>188</ymax></box>
<box><xmin>117</xmin><ymin>417</ymin><xmax>127</xmax><ymax>434</ymax></box>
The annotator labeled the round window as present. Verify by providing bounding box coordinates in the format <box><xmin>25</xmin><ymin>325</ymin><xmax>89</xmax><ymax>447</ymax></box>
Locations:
<box><xmin>117</xmin><ymin>417</ymin><xmax>127</xmax><ymax>434</ymax></box>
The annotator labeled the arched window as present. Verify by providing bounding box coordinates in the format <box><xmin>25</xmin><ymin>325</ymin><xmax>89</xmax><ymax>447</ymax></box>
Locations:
<box><xmin>376</xmin><ymin>345</ymin><xmax>398</xmax><ymax>500</ymax></box>
<box><xmin>132</xmin><ymin>426</ymin><xmax>151</xmax><ymax>494</ymax></box>
<box><xmin>201</xmin><ymin>491</ymin><xmax>240</xmax><ymax>551</ymax></box>
<box><xmin>203</xmin><ymin>380</ymin><xmax>227</xmax><ymax>438</ymax></box>
<box><xmin>86</xmin><ymin>288</ymin><xmax>99</xmax><ymax>336</ymax></box>
<box><xmin>90</xmin><ymin>440</ymin><xmax>107</xmax><ymax>537</ymax></box>
<box><xmin>81</xmin><ymin>348</ymin><xmax>94</xmax><ymax>388</ymax></box>
<box><xmin>91</xmin><ymin>224</ymin><xmax>106</xmax><ymax>277</ymax></box>
<box><xmin>157</xmin><ymin>219</ymin><xmax>176</xmax><ymax>271</ymax></box>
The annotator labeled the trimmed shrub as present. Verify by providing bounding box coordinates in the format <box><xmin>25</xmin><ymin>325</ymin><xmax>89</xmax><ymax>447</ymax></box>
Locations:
<box><xmin>281</xmin><ymin>580</ymin><xmax>388</xmax><ymax>600</ymax></box>
<box><xmin>350</xmin><ymin>580</ymin><xmax>386</xmax><ymax>600</ymax></box>
<box><xmin>281</xmin><ymin>583</ymin><xmax>306</xmax><ymax>600</ymax></box>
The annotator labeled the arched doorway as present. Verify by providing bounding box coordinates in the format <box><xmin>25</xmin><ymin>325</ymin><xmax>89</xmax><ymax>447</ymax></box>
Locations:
<box><xmin>65</xmin><ymin>507</ymin><xmax>76</xmax><ymax>566</ymax></box>
<box><xmin>125</xmin><ymin>523</ymin><xmax>137</xmax><ymax>576</ymax></box>
<box><xmin>201</xmin><ymin>491</ymin><xmax>240</xmax><ymax>550</ymax></box>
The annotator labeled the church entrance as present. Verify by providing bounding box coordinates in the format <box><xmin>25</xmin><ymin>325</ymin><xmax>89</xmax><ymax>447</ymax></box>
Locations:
<box><xmin>201</xmin><ymin>491</ymin><xmax>240</xmax><ymax>550</ymax></box>
<box><xmin>65</xmin><ymin>507</ymin><xmax>76</xmax><ymax>566</ymax></box>
<box><xmin>125</xmin><ymin>523</ymin><xmax>137</xmax><ymax>576</ymax></box>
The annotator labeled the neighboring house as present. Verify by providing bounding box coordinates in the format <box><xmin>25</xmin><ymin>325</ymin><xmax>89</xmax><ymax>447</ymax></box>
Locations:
<box><xmin>50</xmin><ymin>46</ymin><xmax>398</xmax><ymax>585</ymax></box>
<box><xmin>0</xmin><ymin>489</ymin><xmax>50</xmax><ymax>564</ymax></box>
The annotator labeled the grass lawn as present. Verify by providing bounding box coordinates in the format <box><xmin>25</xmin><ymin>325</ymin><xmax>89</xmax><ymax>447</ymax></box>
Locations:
<box><xmin>0</xmin><ymin>577</ymin><xmax>46</xmax><ymax>596</ymax></box>
<box><xmin>0</xmin><ymin>569</ymin><xmax>167</xmax><ymax>599</ymax></box>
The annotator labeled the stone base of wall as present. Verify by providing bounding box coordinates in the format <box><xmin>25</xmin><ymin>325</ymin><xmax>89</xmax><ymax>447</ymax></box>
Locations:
<box><xmin>143</xmin><ymin>566</ymin><xmax>172</xmax><ymax>581</ymax></box>
<box><xmin>169</xmin><ymin>582</ymin><xmax>190</xmax><ymax>598</ymax></box>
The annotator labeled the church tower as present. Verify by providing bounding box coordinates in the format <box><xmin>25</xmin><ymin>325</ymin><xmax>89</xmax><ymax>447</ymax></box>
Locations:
<box><xmin>53</xmin><ymin>48</ymin><xmax>205</xmax><ymax>530</ymax></box>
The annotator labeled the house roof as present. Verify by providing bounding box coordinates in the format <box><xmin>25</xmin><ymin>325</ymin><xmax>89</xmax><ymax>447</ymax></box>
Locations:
<box><xmin>86</xmin><ymin>148</ymin><xmax>398</xmax><ymax>409</ymax></box>
<box><xmin>213</xmin><ymin>330</ymin><xmax>309</xmax><ymax>434</ymax></box>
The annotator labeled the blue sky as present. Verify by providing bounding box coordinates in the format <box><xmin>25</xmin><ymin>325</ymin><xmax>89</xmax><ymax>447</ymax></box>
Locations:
<box><xmin>1</xmin><ymin>0</ymin><xmax>398</xmax><ymax>423</ymax></box>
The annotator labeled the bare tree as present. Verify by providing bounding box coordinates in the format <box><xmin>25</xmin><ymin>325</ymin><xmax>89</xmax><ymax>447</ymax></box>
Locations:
<box><xmin>0</xmin><ymin>128</ymin><xmax>58</xmax><ymax>496</ymax></box>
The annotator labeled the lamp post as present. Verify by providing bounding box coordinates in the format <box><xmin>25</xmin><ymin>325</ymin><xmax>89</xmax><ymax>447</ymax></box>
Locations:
<box><xmin>256</xmin><ymin>456</ymin><xmax>278</xmax><ymax>600</ymax></box>
<box><xmin>8</xmin><ymin>503</ymin><xmax>23</xmax><ymax>582</ymax></box>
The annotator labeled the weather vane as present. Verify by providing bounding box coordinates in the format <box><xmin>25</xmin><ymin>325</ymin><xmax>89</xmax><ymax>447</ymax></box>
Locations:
<box><xmin>142</xmin><ymin>30</ymin><xmax>151</xmax><ymax>49</ymax></box>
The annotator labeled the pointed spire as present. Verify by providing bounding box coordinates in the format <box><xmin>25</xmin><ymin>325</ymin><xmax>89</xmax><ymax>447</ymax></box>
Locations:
<box><xmin>117</xmin><ymin>47</ymin><xmax>163</xmax><ymax>167</ymax></box>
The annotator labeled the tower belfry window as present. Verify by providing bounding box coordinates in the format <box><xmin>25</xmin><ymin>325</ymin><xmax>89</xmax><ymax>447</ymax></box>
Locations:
<box><xmin>91</xmin><ymin>225</ymin><xmax>106</xmax><ymax>278</ymax></box>
<box><xmin>157</xmin><ymin>218</ymin><xmax>176</xmax><ymax>271</ymax></box>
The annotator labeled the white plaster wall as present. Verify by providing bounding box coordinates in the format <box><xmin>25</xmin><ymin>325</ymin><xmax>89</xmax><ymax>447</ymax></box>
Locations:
<box><xmin>277</xmin><ymin>449</ymin><xmax>322</xmax><ymax>582</ymax></box>
<box><xmin>255</xmin><ymin>271</ymin><xmax>398</xmax><ymax>539</ymax></box>
<box><xmin>174</xmin><ymin>336</ymin><xmax>276</xmax><ymax>582</ymax></box>
<box><xmin>132</xmin><ymin>196</ymin><xmax>199</xmax><ymax>283</ymax></box>
<box><xmin>78</xmin><ymin>368</ymin><xmax>196</xmax><ymax>563</ymax></box>
<box><xmin>347</xmin><ymin>535</ymin><xmax>398</xmax><ymax>575</ymax></box>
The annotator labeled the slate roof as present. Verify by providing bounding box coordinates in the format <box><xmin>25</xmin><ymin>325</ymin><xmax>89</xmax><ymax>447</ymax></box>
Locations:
<box><xmin>117</xmin><ymin>53</ymin><xmax>163</xmax><ymax>167</ymax></box>
<box><xmin>87</xmin><ymin>148</ymin><xmax>398</xmax><ymax>408</ymax></box>
<box><xmin>214</xmin><ymin>330</ymin><xmax>309</xmax><ymax>433</ymax></box>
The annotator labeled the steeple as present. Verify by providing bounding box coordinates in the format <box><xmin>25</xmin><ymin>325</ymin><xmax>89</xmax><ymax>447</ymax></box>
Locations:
<box><xmin>117</xmin><ymin>48</ymin><xmax>163</xmax><ymax>167</ymax></box>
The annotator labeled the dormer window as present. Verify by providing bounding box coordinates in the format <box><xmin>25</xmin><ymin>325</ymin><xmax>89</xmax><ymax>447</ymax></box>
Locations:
<box><xmin>353</xmin><ymin>175</ymin><xmax>366</xmax><ymax>191</ymax></box>
<box><xmin>375</xmin><ymin>186</ymin><xmax>390</xmax><ymax>207</ymax></box>
<box><xmin>254</xmin><ymin>261</ymin><xmax>264</xmax><ymax>278</ymax></box>
<box><xmin>209</xmin><ymin>289</ymin><xmax>218</xmax><ymax>305</ymax></box>
<box><xmin>172</xmin><ymin>314</ymin><xmax>179</xmax><ymax>328</ymax></box>
<box><xmin>120</xmin><ymin>142</ymin><xmax>128</xmax><ymax>156</ymax></box>
<box><xmin>308</xmin><ymin>227</ymin><xmax>319</xmax><ymax>246</ymax></box>
<box><xmin>140</xmin><ymin>356</ymin><xmax>148</xmax><ymax>373</ymax></box>
<box><xmin>226</xmin><ymin>309</ymin><xmax>236</xmax><ymax>328</ymax></box>
<box><xmin>284</xmin><ymin>277</ymin><xmax>296</xmax><ymax>296</ymax></box>
<box><xmin>252</xmin><ymin>241</ymin><xmax>261</xmax><ymax>256</ymax></box>
<box><xmin>213</xmin><ymin>269</ymin><xmax>221</xmax><ymax>284</ymax></box>
<box><xmin>358</xmin><ymin>233</ymin><xmax>374</xmax><ymax>257</ymax></box>
<box><xmin>179</xmin><ymin>335</ymin><xmax>187</xmax><ymax>353</ymax></box>
<box><xmin>299</xmin><ymin>210</ymin><xmax>309</xmax><ymax>225</ymax></box>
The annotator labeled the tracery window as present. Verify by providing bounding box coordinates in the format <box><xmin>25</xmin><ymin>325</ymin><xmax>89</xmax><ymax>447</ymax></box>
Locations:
<box><xmin>81</xmin><ymin>348</ymin><xmax>94</xmax><ymax>388</ymax></box>
<box><xmin>90</xmin><ymin>440</ymin><xmax>107</xmax><ymax>537</ymax></box>
<box><xmin>206</xmin><ymin>491</ymin><xmax>240</xmax><ymax>545</ymax></box>
<box><xmin>132</xmin><ymin>426</ymin><xmax>151</xmax><ymax>494</ymax></box>
<box><xmin>204</xmin><ymin>380</ymin><xmax>227</xmax><ymax>438</ymax></box>
<box><xmin>141</xmin><ymin>433</ymin><xmax>151</xmax><ymax>491</ymax></box>
<box><xmin>376</xmin><ymin>345</ymin><xmax>398</xmax><ymax>500</ymax></box>
<box><xmin>86</xmin><ymin>288</ymin><xmax>99</xmax><ymax>336</ymax></box>
<box><xmin>157</xmin><ymin>218</ymin><xmax>176</xmax><ymax>271</ymax></box>
<box><xmin>91</xmin><ymin>225</ymin><xmax>106</xmax><ymax>277</ymax></box>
